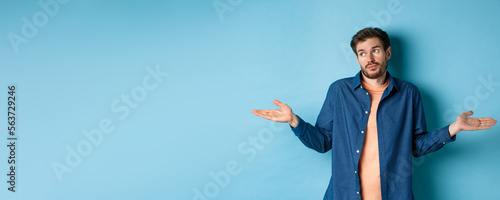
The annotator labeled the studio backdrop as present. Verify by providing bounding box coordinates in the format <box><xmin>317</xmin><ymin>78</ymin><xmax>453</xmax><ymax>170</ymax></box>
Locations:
<box><xmin>1</xmin><ymin>0</ymin><xmax>499</xmax><ymax>199</ymax></box>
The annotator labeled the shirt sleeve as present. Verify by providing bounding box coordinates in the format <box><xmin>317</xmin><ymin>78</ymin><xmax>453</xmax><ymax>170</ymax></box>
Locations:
<box><xmin>290</xmin><ymin>84</ymin><xmax>335</xmax><ymax>153</ymax></box>
<box><xmin>412</xmin><ymin>87</ymin><xmax>456</xmax><ymax>157</ymax></box>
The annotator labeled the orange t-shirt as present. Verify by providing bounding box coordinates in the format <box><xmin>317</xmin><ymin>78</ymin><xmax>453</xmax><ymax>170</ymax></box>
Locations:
<box><xmin>358</xmin><ymin>80</ymin><xmax>389</xmax><ymax>200</ymax></box>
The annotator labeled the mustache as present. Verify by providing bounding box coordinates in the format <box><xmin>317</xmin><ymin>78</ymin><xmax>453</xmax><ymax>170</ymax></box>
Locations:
<box><xmin>365</xmin><ymin>62</ymin><xmax>380</xmax><ymax>68</ymax></box>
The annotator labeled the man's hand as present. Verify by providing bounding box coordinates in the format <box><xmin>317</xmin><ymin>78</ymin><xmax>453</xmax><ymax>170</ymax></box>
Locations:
<box><xmin>448</xmin><ymin>111</ymin><xmax>497</xmax><ymax>137</ymax></box>
<box><xmin>251</xmin><ymin>99</ymin><xmax>299</xmax><ymax>128</ymax></box>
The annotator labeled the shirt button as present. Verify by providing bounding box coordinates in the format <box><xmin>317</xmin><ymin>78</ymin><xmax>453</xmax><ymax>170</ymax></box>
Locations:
<box><xmin>355</xmin><ymin>171</ymin><xmax>357</xmax><ymax>173</ymax></box>
<box><xmin>356</xmin><ymin>150</ymin><xmax>360</xmax><ymax>153</ymax></box>
<box><xmin>443</xmin><ymin>142</ymin><xmax>446</xmax><ymax>144</ymax></box>
<box><xmin>365</xmin><ymin>111</ymin><xmax>368</xmax><ymax>114</ymax></box>
<box><xmin>366</xmin><ymin>92</ymin><xmax>369</xmax><ymax>95</ymax></box>
<box><xmin>361</xmin><ymin>131</ymin><xmax>364</xmax><ymax>134</ymax></box>
<box><xmin>357</xmin><ymin>191</ymin><xmax>360</xmax><ymax>195</ymax></box>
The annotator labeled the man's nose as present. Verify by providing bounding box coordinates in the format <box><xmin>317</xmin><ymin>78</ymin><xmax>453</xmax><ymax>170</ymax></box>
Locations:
<box><xmin>368</xmin><ymin>53</ymin><xmax>375</xmax><ymax>62</ymax></box>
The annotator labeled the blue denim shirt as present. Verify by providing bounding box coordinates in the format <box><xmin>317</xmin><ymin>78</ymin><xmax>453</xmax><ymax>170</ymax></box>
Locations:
<box><xmin>292</xmin><ymin>72</ymin><xmax>456</xmax><ymax>200</ymax></box>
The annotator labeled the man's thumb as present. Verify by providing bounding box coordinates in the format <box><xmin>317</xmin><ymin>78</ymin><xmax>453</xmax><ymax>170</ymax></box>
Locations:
<box><xmin>273</xmin><ymin>99</ymin><xmax>284</xmax><ymax>107</ymax></box>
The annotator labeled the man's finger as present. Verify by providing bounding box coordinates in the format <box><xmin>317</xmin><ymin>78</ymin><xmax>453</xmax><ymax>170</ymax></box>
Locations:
<box><xmin>478</xmin><ymin>117</ymin><xmax>494</xmax><ymax>120</ymax></box>
<box><xmin>483</xmin><ymin>120</ymin><xmax>497</xmax><ymax>126</ymax></box>
<box><xmin>252</xmin><ymin>109</ymin><xmax>279</xmax><ymax>121</ymax></box>
<box><xmin>465</xmin><ymin>110</ymin><xmax>474</xmax><ymax>116</ymax></box>
<box><xmin>254</xmin><ymin>112</ymin><xmax>271</xmax><ymax>120</ymax></box>
<box><xmin>273</xmin><ymin>99</ymin><xmax>284</xmax><ymax>107</ymax></box>
<box><xmin>252</xmin><ymin>110</ymin><xmax>268</xmax><ymax>117</ymax></box>
<box><xmin>477</xmin><ymin>126</ymin><xmax>492</xmax><ymax>130</ymax></box>
<box><xmin>479</xmin><ymin>119</ymin><xmax>497</xmax><ymax>125</ymax></box>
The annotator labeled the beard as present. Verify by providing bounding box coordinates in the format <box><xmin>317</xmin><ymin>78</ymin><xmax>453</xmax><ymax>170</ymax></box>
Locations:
<box><xmin>361</xmin><ymin>61</ymin><xmax>387</xmax><ymax>79</ymax></box>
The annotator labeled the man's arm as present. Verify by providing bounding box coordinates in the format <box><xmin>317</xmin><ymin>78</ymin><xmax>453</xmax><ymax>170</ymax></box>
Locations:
<box><xmin>252</xmin><ymin>99</ymin><xmax>333</xmax><ymax>153</ymax></box>
<box><xmin>412</xmin><ymin>87</ymin><xmax>497</xmax><ymax>157</ymax></box>
<box><xmin>448</xmin><ymin>110</ymin><xmax>497</xmax><ymax>137</ymax></box>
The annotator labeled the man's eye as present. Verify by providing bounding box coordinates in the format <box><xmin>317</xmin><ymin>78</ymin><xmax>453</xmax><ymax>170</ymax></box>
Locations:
<box><xmin>360</xmin><ymin>52</ymin><xmax>366</xmax><ymax>56</ymax></box>
<box><xmin>374</xmin><ymin>49</ymin><xmax>379</xmax><ymax>53</ymax></box>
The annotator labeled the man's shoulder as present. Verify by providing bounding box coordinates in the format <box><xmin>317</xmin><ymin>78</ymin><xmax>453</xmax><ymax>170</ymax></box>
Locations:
<box><xmin>330</xmin><ymin>76</ymin><xmax>354</xmax><ymax>89</ymax></box>
<box><xmin>392</xmin><ymin>77</ymin><xmax>420</xmax><ymax>94</ymax></box>
<box><xmin>330</xmin><ymin>76</ymin><xmax>355</xmax><ymax>88</ymax></box>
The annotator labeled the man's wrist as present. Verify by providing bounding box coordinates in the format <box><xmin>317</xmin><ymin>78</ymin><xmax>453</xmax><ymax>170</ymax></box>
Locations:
<box><xmin>289</xmin><ymin>114</ymin><xmax>299</xmax><ymax>128</ymax></box>
<box><xmin>448</xmin><ymin>121</ymin><xmax>460</xmax><ymax>137</ymax></box>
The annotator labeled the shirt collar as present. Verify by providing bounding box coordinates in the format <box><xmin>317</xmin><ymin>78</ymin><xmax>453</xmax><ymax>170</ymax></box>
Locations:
<box><xmin>352</xmin><ymin>71</ymin><xmax>400</xmax><ymax>93</ymax></box>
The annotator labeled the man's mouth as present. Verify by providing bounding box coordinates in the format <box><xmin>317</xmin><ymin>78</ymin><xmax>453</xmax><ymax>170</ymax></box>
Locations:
<box><xmin>366</xmin><ymin>64</ymin><xmax>378</xmax><ymax>69</ymax></box>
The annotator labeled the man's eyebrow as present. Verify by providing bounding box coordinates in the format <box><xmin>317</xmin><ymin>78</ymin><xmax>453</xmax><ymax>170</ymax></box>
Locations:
<box><xmin>357</xmin><ymin>45</ymin><xmax>382</xmax><ymax>53</ymax></box>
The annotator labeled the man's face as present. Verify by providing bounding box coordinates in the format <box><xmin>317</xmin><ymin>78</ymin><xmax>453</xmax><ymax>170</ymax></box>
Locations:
<box><xmin>355</xmin><ymin>37</ymin><xmax>391</xmax><ymax>79</ymax></box>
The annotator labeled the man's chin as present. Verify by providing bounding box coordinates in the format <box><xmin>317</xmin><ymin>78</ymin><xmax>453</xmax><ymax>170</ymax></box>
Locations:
<box><xmin>363</xmin><ymin>69</ymin><xmax>385</xmax><ymax>79</ymax></box>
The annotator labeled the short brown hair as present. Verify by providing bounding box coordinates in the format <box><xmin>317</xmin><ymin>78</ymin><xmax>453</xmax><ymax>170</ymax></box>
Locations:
<box><xmin>350</xmin><ymin>27</ymin><xmax>390</xmax><ymax>54</ymax></box>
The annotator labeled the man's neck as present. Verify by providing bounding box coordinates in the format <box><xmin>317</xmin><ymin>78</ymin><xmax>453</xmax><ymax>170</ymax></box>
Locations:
<box><xmin>361</xmin><ymin>72</ymin><xmax>387</xmax><ymax>86</ymax></box>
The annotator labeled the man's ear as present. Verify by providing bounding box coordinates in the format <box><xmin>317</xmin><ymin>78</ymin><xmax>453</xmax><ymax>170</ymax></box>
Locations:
<box><xmin>386</xmin><ymin>46</ymin><xmax>391</xmax><ymax>60</ymax></box>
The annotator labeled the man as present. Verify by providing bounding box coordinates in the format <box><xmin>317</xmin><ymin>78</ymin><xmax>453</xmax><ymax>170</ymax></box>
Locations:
<box><xmin>251</xmin><ymin>27</ymin><xmax>497</xmax><ymax>200</ymax></box>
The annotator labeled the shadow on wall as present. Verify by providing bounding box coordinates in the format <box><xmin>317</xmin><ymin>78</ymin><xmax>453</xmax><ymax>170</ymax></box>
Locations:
<box><xmin>389</xmin><ymin>32</ymin><xmax>498</xmax><ymax>199</ymax></box>
<box><xmin>388</xmin><ymin>35</ymin><xmax>405</xmax><ymax>79</ymax></box>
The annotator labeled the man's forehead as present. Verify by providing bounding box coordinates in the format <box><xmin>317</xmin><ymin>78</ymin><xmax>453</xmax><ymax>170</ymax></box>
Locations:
<box><xmin>356</xmin><ymin>38</ymin><xmax>383</xmax><ymax>50</ymax></box>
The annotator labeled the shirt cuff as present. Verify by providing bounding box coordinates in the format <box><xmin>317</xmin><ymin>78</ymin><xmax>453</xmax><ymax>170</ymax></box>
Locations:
<box><xmin>441</xmin><ymin>124</ymin><xmax>457</xmax><ymax>144</ymax></box>
<box><xmin>290</xmin><ymin>115</ymin><xmax>306</xmax><ymax>137</ymax></box>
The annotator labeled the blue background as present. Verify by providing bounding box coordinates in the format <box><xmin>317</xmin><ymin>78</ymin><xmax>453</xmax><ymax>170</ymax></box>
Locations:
<box><xmin>1</xmin><ymin>0</ymin><xmax>500</xmax><ymax>199</ymax></box>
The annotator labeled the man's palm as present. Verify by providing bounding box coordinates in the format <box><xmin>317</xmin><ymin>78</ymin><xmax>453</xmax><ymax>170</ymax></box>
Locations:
<box><xmin>456</xmin><ymin>111</ymin><xmax>497</xmax><ymax>131</ymax></box>
<box><xmin>252</xmin><ymin>100</ymin><xmax>293</xmax><ymax>123</ymax></box>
